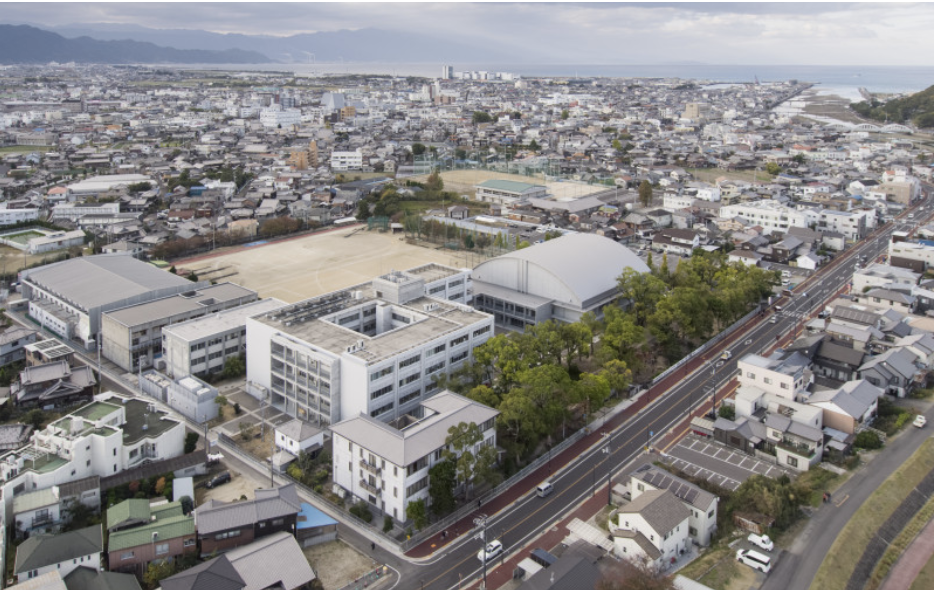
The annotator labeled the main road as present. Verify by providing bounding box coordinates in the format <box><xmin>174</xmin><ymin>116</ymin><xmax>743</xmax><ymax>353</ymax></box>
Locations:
<box><xmin>401</xmin><ymin>206</ymin><xmax>918</xmax><ymax>590</ymax></box>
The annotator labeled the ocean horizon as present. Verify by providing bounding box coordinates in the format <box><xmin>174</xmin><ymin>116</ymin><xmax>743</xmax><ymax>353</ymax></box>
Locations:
<box><xmin>171</xmin><ymin>62</ymin><xmax>934</xmax><ymax>96</ymax></box>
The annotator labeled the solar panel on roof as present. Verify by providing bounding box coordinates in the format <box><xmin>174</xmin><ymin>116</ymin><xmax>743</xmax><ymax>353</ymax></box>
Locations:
<box><xmin>685</xmin><ymin>490</ymin><xmax>698</xmax><ymax>504</ymax></box>
<box><xmin>659</xmin><ymin>475</ymin><xmax>672</xmax><ymax>489</ymax></box>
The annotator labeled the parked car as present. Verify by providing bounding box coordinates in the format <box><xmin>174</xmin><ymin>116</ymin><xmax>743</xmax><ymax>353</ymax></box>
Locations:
<box><xmin>737</xmin><ymin>549</ymin><xmax>772</xmax><ymax>574</ymax></box>
<box><xmin>205</xmin><ymin>471</ymin><xmax>231</xmax><ymax>489</ymax></box>
<box><xmin>478</xmin><ymin>540</ymin><xmax>504</xmax><ymax>563</ymax></box>
<box><xmin>914</xmin><ymin>415</ymin><xmax>927</xmax><ymax>428</ymax></box>
<box><xmin>748</xmin><ymin>533</ymin><xmax>774</xmax><ymax>552</ymax></box>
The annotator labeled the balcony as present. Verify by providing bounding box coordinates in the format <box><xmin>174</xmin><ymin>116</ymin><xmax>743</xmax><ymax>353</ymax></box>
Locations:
<box><xmin>359</xmin><ymin>479</ymin><xmax>380</xmax><ymax>496</ymax></box>
<box><xmin>359</xmin><ymin>459</ymin><xmax>381</xmax><ymax>477</ymax></box>
<box><xmin>31</xmin><ymin>513</ymin><xmax>53</xmax><ymax>527</ymax></box>
<box><xmin>776</xmin><ymin>439</ymin><xmax>817</xmax><ymax>459</ymax></box>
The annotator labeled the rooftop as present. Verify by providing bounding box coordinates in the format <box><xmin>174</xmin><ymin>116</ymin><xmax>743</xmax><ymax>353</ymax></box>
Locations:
<box><xmin>104</xmin><ymin>283</ymin><xmax>257</xmax><ymax>327</ymax></box>
<box><xmin>162</xmin><ymin>298</ymin><xmax>286</xmax><ymax>343</ymax></box>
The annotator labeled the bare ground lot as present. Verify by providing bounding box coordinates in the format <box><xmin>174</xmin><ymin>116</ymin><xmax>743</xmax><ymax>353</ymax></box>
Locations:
<box><xmin>304</xmin><ymin>540</ymin><xmax>379</xmax><ymax>590</ymax></box>
<box><xmin>177</xmin><ymin>227</ymin><xmax>481</xmax><ymax>303</ymax></box>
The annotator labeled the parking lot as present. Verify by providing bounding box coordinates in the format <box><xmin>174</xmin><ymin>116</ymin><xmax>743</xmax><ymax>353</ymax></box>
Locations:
<box><xmin>661</xmin><ymin>436</ymin><xmax>796</xmax><ymax>491</ymax></box>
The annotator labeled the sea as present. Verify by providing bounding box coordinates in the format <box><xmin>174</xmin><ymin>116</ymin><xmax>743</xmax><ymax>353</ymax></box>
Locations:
<box><xmin>174</xmin><ymin>63</ymin><xmax>934</xmax><ymax>101</ymax></box>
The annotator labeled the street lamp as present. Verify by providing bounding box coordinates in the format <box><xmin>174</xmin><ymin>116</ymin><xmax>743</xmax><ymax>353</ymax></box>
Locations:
<box><xmin>474</xmin><ymin>514</ymin><xmax>488</xmax><ymax>588</ymax></box>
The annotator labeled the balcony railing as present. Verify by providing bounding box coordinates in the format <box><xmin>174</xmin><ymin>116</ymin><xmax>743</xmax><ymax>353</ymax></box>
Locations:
<box><xmin>776</xmin><ymin>439</ymin><xmax>817</xmax><ymax>459</ymax></box>
<box><xmin>31</xmin><ymin>513</ymin><xmax>53</xmax><ymax>527</ymax></box>
<box><xmin>359</xmin><ymin>479</ymin><xmax>380</xmax><ymax>496</ymax></box>
<box><xmin>359</xmin><ymin>459</ymin><xmax>381</xmax><ymax>477</ymax></box>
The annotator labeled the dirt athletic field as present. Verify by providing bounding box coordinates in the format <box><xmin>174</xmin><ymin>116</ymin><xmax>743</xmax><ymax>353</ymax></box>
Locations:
<box><xmin>407</xmin><ymin>169</ymin><xmax>607</xmax><ymax>201</ymax></box>
<box><xmin>176</xmin><ymin>227</ymin><xmax>481</xmax><ymax>303</ymax></box>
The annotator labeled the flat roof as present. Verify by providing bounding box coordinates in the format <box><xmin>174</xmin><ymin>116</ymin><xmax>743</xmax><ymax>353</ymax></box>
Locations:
<box><xmin>23</xmin><ymin>255</ymin><xmax>195</xmax><ymax>312</ymax></box>
<box><xmin>405</xmin><ymin>263</ymin><xmax>466</xmax><ymax>284</ymax></box>
<box><xmin>162</xmin><ymin>298</ymin><xmax>286</xmax><ymax>343</ymax></box>
<box><xmin>104</xmin><ymin>283</ymin><xmax>257</xmax><ymax>327</ymax></box>
<box><xmin>121</xmin><ymin>398</ymin><xmax>179</xmax><ymax>444</ymax></box>
<box><xmin>257</xmin><ymin>288</ymin><xmax>490</xmax><ymax>364</ymax></box>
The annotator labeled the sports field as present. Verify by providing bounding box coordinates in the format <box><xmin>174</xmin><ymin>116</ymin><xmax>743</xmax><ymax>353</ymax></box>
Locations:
<box><xmin>407</xmin><ymin>169</ymin><xmax>608</xmax><ymax>201</ymax></box>
<box><xmin>177</xmin><ymin>226</ymin><xmax>487</xmax><ymax>303</ymax></box>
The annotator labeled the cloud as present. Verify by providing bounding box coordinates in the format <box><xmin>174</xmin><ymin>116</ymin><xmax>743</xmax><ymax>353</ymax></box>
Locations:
<box><xmin>2</xmin><ymin>2</ymin><xmax>933</xmax><ymax>65</ymax></box>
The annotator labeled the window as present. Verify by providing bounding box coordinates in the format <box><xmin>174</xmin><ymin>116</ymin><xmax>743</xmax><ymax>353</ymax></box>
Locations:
<box><xmin>399</xmin><ymin>354</ymin><xmax>421</xmax><ymax>368</ymax></box>
<box><xmin>746</xmin><ymin>372</ymin><xmax>755</xmax><ymax>379</ymax></box>
<box><xmin>370</xmin><ymin>367</ymin><xmax>393</xmax><ymax>382</ymax></box>
<box><xmin>450</xmin><ymin>335</ymin><xmax>469</xmax><ymax>347</ymax></box>
<box><xmin>184</xmin><ymin>539</ymin><xmax>196</xmax><ymax>547</ymax></box>
<box><xmin>272</xmin><ymin>518</ymin><xmax>284</xmax><ymax>526</ymax></box>
<box><xmin>121</xmin><ymin>552</ymin><xmax>135</xmax><ymax>560</ymax></box>
<box><xmin>781</xmin><ymin>383</ymin><xmax>789</xmax><ymax>390</ymax></box>
<box><xmin>787</xmin><ymin>456</ymin><xmax>799</xmax><ymax>467</ymax></box>
<box><xmin>473</xmin><ymin>326</ymin><xmax>491</xmax><ymax>337</ymax></box>
<box><xmin>155</xmin><ymin>543</ymin><xmax>169</xmax><ymax>555</ymax></box>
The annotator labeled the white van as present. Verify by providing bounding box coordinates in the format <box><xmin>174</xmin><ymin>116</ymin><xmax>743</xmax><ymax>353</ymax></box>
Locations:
<box><xmin>736</xmin><ymin>549</ymin><xmax>772</xmax><ymax>573</ymax></box>
<box><xmin>536</xmin><ymin>482</ymin><xmax>554</xmax><ymax>498</ymax></box>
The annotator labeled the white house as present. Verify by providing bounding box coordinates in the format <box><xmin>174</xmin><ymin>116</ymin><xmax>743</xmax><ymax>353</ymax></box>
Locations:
<box><xmin>613</xmin><ymin>490</ymin><xmax>691</xmax><ymax>566</ymax></box>
<box><xmin>329</xmin><ymin>391</ymin><xmax>498</xmax><ymax>523</ymax></box>
<box><xmin>275</xmin><ymin>419</ymin><xmax>325</xmax><ymax>457</ymax></box>
<box><xmin>628</xmin><ymin>463</ymin><xmax>718</xmax><ymax>546</ymax></box>
<box><xmin>737</xmin><ymin>353</ymin><xmax>813</xmax><ymax>403</ymax></box>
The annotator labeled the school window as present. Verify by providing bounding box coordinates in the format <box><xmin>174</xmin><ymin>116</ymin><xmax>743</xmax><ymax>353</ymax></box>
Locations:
<box><xmin>155</xmin><ymin>543</ymin><xmax>169</xmax><ymax>555</ymax></box>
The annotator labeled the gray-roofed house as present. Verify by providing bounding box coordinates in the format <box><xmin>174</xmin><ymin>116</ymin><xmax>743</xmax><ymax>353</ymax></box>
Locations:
<box><xmin>274</xmin><ymin>419</ymin><xmax>324</xmax><ymax>459</ymax></box>
<box><xmin>471</xmin><ymin>233</ymin><xmax>651</xmax><ymax>330</ymax></box>
<box><xmin>194</xmin><ymin>483</ymin><xmax>301</xmax><ymax>555</ymax></box>
<box><xmin>14</xmin><ymin>525</ymin><xmax>103</xmax><ymax>582</ymax></box>
<box><xmin>11</xmin><ymin>361</ymin><xmax>96</xmax><ymax>409</ymax></box>
<box><xmin>160</xmin><ymin>554</ymin><xmax>244</xmax><ymax>590</ymax></box>
<box><xmin>62</xmin><ymin>566</ymin><xmax>142</xmax><ymax>590</ymax></box>
<box><xmin>0</xmin><ymin>326</ymin><xmax>39</xmax><ymax>366</ymax></box>
<box><xmin>808</xmin><ymin>379</ymin><xmax>884</xmax><ymax>434</ymax></box>
<box><xmin>330</xmin><ymin>390</ymin><xmax>498</xmax><ymax>524</ymax></box>
<box><xmin>858</xmin><ymin>347</ymin><xmax>922</xmax><ymax>397</ymax></box>
<box><xmin>628</xmin><ymin>463</ymin><xmax>719</xmax><ymax>546</ymax></box>
<box><xmin>763</xmin><ymin>413</ymin><xmax>824</xmax><ymax>471</ymax></box>
<box><xmin>224</xmin><ymin>532</ymin><xmax>316</xmax><ymax>590</ymax></box>
<box><xmin>0</xmin><ymin>423</ymin><xmax>33</xmax><ymax>450</ymax></box>
<box><xmin>613</xmin><ymin>490</ymin><xmax>690</xmax><ymax>566</ymax></box>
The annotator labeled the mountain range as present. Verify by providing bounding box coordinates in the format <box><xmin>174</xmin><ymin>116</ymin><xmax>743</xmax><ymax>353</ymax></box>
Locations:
<box><xmin>3</xmin><ymin>22</ymin><xmax>521</xmax><ymax>64</ymax></box>
<box><xmin>0</xmin><ymin>24</ymin><xmax>270</xmax><ymax>64</ymax></box>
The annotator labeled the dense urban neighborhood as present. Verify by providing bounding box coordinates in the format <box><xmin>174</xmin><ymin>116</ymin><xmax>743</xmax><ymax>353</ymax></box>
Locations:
<box><xmin>1</xmin><ymin>62</ymin><xmax>934</xmax><ymax>590</ymax></box>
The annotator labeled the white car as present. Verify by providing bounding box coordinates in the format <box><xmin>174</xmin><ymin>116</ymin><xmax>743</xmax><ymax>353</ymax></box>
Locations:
<box><xmin>914</xmin><ymin>415</ymin><xmax>927</xmax><ymax>428</ymax></box>
<box><xmin>478</xmin><ymin>540</ymin><xmax>504</xmax><ymax>563</ymax></box>
<box><xmin>748</xmin><ymin>533</ymin><xmax>774</xmax><ymax>552</ymax></box>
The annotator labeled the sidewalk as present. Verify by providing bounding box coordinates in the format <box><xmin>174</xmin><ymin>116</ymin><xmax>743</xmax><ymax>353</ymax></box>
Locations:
<box><xmin>879</xmin><ymin>515</ymin><xmax>934</xmax><ymax>590</ymax></box>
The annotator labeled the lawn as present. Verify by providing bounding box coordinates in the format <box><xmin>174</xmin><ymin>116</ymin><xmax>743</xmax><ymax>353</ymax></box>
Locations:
<box><xmin>810</xmin><ymin>438</ymin><xmax>934</xmax><ymax>590</ymax></box>
<box><xmin>909</xmin><ymin>549</ymin><xmax>934</xmax><ymax>590</ymax></box>
<box><xmin>0</xmin><ymin>145</ymin><xmax>54</xmax><ymax>154</ymax></box>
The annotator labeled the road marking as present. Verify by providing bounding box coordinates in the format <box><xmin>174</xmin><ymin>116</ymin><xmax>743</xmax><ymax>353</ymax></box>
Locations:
<box><xmin>835</xmin><ymin>494</ymin><xmax>849</xmax><ymax>507</ymax></box>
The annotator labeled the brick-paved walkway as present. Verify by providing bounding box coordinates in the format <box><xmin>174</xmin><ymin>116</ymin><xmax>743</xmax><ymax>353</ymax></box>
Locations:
<box><xmin>879</xmin><ymin>516</ymin><xmax>934</xmax><ymax>590</ymax></box>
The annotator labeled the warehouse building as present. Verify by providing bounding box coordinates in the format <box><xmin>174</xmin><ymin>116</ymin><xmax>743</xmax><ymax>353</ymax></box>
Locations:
<box><xmin>470</xmin><ymin>233</ymin><xmax>650</xmax><ymax>330</ymax></box>
<box><xmin>20</xmin><ymin>255</ymin><xmax>207</xmax><ymax>350</ymax></box>
<box><xmin>245</xmin><ymin>266</ymin><xmax>492</xmax><ymax>427</ymax></box>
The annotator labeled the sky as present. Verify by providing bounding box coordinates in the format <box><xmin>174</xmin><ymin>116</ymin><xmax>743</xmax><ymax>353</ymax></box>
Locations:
<box><xmin>4</xmin><ymin>2</ymin><xmax>934</xmax><ymax>65</ymax></box>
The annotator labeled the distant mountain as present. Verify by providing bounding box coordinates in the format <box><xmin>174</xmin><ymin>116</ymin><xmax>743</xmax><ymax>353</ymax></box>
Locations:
<box><xmin>851</xmin><ymin>85</ymin><xmax>934</xmax><ymax>128</ymax></box>
<box><xmin>41</xmin><ymin>23</ymin><xmax>527</xmax><ymax>64</ymax></box>
<box><xmin>0</xmin><ymin>24</ymin><xmax>270</xmax><ymax>64</ymax></box>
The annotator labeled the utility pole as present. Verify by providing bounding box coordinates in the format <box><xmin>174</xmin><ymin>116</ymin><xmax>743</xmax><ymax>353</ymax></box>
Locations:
<box><xmin>474</xmin><ymin>514</ymin><xmax>488</xmax><ymax>589</ymax></box>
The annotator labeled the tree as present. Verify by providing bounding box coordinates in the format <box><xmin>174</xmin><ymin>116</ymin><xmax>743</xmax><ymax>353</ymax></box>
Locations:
<box><xmin>595</xmin><ymin>559</ymin><xmax>675</xmax><ymax>590</ymax></box>
<box><xmin>411</xmin><ymin>143</ymin><xmax>426</xmax><ymax>156</ymax></box>
<box><xmin>428</xmin><ymin>460</ymin><xmax>456</xmax><ymax>517</ymax></box>
<box><xmin>220</xmin><ymin>355</ymin><xmax>246</xmax><ymax>379</ymax></box>
<box><xmin>143</xmin><ymin>560</ymin><xmax>177</xmax><ymax>590</ymax></box>
<box><xmin>356</xmin><ymin>200</ymin><xmax>371</xmax><ymax>222</ymax></box>
<box><xmin>528</xmin><ymin>139</ymin><xmax>541</xmax><ymax>152</ymax></box>
<box><xmin>425</xmin><ymin>170</ymin><xmax>444</xmax><ymax>194</ymax></box>
<box><xmin>184</xmin><ymin>432</ymin><xmax>200</xmax><ymax>454</ymax></box>
<box><xmin>25</xmin><ymin>408</ymin><xmax>45</xmax><ymax>429</ymax></box>
<box><xmin>179</xmin><ymin>495</ymin><xmax>194</xmax><ymax>515</ymax></box>
<box><xmin>560</xmin><ymin>109</ymin><xmax>569</xmax><ymax>120</ymax></box>
<box><xmin>406</xmin><ymin>498</ymin><xmax>428</xmax><ymax>530</ymax></box>
<box><xmin>238</xmin><ymin>421</ymin><xmax>255</xmax><ymax>441</ymax></box>
<box><xmin>444</xmin><ymin>422</ymin><xmax>484</xmax><ymax>497</ymax></box>
<box><xmin>215</xmin><ymin>395</ymin><xmax>228</xmax><ymax>407</ymax></box>
<box><xmin>765</xmin><ymin>161</ymin><xmax>782</xmax><ymax>176</ymax></box>
<box><xmin>718</xmin><ymin>404</ymin><xmax>736</xmax><ymax>420</ymax></box>
<box><xmin>472</xmin><ymin>111</ymin><xmax>492</xmax><ymax>124</ymax></box>
<box><xmin>638</xmin><ymin>179</ymin><xmax>654</xmax><ymax>207</ymax></box>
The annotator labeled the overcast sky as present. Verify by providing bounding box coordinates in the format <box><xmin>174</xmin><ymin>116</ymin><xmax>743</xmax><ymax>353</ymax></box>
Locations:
<box><xmin>5</xmin><ymin>2</ymin><xmax>934</xmax><ymax>65</ymax></box>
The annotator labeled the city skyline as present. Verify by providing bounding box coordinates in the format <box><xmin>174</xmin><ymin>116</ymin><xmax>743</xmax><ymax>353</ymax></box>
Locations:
<box><xmin>3</xmin><ymin>2</ymin><xmax>934</xmax><ymax>66</ymax></box>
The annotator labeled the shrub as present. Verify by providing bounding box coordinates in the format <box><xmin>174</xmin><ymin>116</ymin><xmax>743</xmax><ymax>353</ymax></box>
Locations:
<box><xmin>184</xmin><ymin>432</ymin><xmax>200</xmax><ymax>454</ymax></box>
<box><xmin>233</xmin><ymin>402</ymin><xmax>242</xmax><ymax>415</ymax></box>
<box><xmin>349</xmin><ymin>501</ymin><xmax>373</xmax><ymax>523</ymax></box>
<box><xmin>855</xmin><ymin>430</ymin><xmax>883</xmax><ymax>450</ymax></box>
<box><xmin>383</xmin><ymin>515</ymin><xmax>393</xmax><ymax>533</ymax></box>
<box><xmin>718</xmin><ymin>404</ymin><xmax>736</xmax><ymax>420</ymax></box>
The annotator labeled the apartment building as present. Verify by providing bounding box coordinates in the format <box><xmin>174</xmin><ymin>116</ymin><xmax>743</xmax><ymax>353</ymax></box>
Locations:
<box><xmin>719</xmin><ymin>200</ymin><xmax>809</xmax><ymax>233</ymax></box>
<box><xmin>330</xmin><ymin>391</ymin><xmax>498</xmax><ymax>522</ymax></box>
<box><xmin>245</xmin><ymin>266</ymin><xmax>489</xmax><ymax>426</ymax></box>
<box><xmin>737</xmin><ymin>353</ymin><xmax>813</xmax><ymax>403</ymax></box>
<box><xmin>101</xmin><ymin>283</ymin><xmax>258</xmax><ymax>372</ymax></box>
<box><xmin>329</xmin><ymin>149</ymin><xmax>363</xmax><ymax>171</ymax></box>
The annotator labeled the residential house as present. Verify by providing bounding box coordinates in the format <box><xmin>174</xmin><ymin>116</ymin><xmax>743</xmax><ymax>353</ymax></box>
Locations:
<box><xmin>194</xmin><ymin>483</ymin><xmax>302</xmax><ymax>555</ymax></box>
<box><xmin>0</xmin><ymin>326</ymin><xmax>39</xmax><ymax>367</ymax></box>
<box><xmin>808</xmin><ymin>380</ymin><xmax>884</xmax><ymax>435</ymax></box>
<box><xmin>274</xmin><ymin>420</ymin><xmax>324</xmax><ymax>459</ymax></box>
<box><xmin>612</xmin><ymin>490</ymin><xmax>691</xmax><ymax>567</ymax></box>
<box><xmin>858</xmin><ymin>347</ymin><xmax>923</xmax><ymax>397</ymax></box>
<box><xmin>628</xmin><ymin>463</ymin><xmax>718</xmax><ymax>546</ymax></box>
<box><xmin>14</xmin><ymin>525</ymin><xmax>103</xmax><ymax>582</ymax></box>
<box><xmin>107</xmin><ymin>500</ymin><xmax>196</xmax><ymax>575</ymax></box>
<box><xmin>652</xmin><ymin>228</ymin><xmax>700</xmax><ymax>257</ymax></box>
<box><xmin>11</xmin><ymin>361</ymin><xmax>96</xmax><ymax>409</ymax></box>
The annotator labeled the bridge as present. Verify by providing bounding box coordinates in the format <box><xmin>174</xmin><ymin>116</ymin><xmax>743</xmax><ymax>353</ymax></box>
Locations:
<box><xmin>824</xmin><ymin>122</ymin><xmax>913</xmax><ymax>134</ymax></box>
